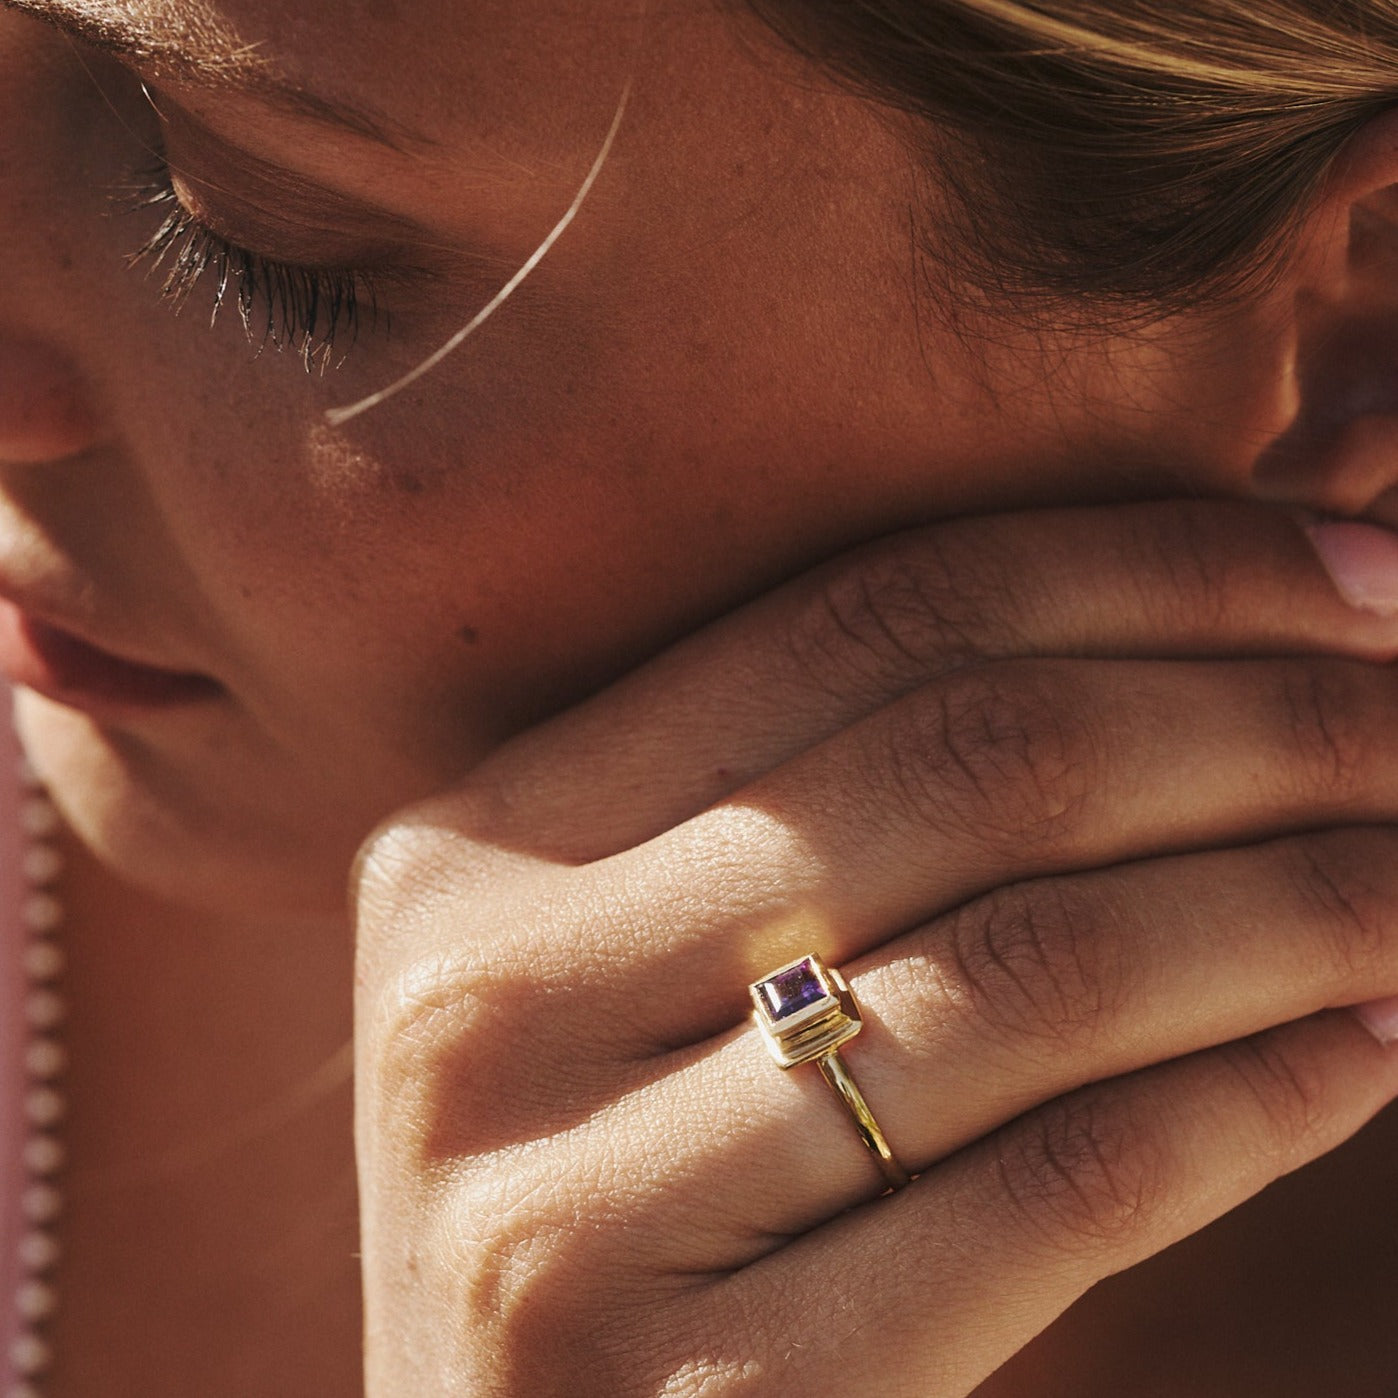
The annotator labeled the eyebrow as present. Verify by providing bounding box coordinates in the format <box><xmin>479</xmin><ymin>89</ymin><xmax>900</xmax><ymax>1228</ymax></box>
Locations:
<box><xmin>1</xmin><ymin>0</ymin><xmax>431</xmax><ymax>150</ymax></box>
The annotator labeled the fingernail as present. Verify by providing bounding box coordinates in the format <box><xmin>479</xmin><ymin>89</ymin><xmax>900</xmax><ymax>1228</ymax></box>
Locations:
<box><xmin>1305</xmin><ymin>521</ymin><xmax>1398</xmax><ymax>615</ymax></box>
<box><xmin>1353</xmin><ymin>995</ymin><xmax>1398</xmax><ymax>1045</ymax></box>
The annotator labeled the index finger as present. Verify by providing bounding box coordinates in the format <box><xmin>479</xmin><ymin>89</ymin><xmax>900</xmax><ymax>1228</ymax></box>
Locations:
<box><xmin>427</xmin><ymin>500</ymin><xmax>1398</xmax><ymax>860</ymax></box>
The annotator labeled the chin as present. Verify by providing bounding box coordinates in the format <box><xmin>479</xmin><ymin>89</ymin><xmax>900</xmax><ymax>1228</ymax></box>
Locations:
<box><xmin>13</xmin><ymin>690</ymin><xmax>360</xmax><ymax>921</ymax></box>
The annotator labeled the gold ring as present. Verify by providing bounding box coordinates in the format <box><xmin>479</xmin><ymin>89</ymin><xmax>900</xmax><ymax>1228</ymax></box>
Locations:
<box><xmin>749</xmin><ymin>953</ymin><xmax>910</xmax><ymax>1193</ymax></box>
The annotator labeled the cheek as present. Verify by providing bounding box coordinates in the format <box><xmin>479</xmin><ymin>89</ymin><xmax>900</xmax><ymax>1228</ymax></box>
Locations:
<box><xmin>156</xmin><ymin>307</ymin><xmax>867</xmax><ymax>746</ymax></box>
<box><xmin>153</xmin><ymin>369</ymin><xmax>786</xmax><ymax>778</ymax></box>
<box><xmin>118</xmin><ymin>162</ymin><xmax>910</xmax><ymax>812</ymax></box>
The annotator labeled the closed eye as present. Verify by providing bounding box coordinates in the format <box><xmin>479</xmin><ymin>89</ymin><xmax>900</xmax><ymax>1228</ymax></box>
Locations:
<box><xmin>118</xmin><ymin>158</ymin><xmax>383</xmax><ymax>372</ymax></box>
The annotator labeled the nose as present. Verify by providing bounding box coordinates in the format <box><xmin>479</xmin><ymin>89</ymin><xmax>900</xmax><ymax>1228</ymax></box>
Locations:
<box><xmin>0</xmin><ymin>334</ymin><xmax>101</xmax><ymax>465</ymax></box>
<box><xmin>0</xmin><ymin>12</ymin><xmax>117</xmax><ymax>470</ymax></box>
<box><xmin>1248</xmin><ymin>172</ymin><xmax>1398</xmax><ymax>525</ymax></box>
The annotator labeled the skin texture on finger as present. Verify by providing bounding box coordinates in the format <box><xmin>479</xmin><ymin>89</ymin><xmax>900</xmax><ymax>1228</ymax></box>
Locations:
<box><xmin>356</xmin><ymin>828</ymin><xmax>1398</xmax><ymax>1394</ymax></box>
<box><xmin>659</xmin><ymin>1015</ymin><xmax>1398</xmax><ymax>1398</ymax></box>
<box><xmin>417</xmin><ymin>651</ymin><xmax>1398</xmax><ymax>1054</ymax></box>
<box><xmin>580</xmin><ymin>826</ymin><xmax>1398</xmax><ymax>1250</ymax></box>
<box><xmin>422</xmin><ymin>501</ymin><xmax>1398</xmax><ymax>864</ymax></box>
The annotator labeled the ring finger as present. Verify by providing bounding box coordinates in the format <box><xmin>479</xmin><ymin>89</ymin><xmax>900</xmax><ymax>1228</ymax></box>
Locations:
<box><xmin>608</xmin><ymin>823</ymin><xmax>1398</xmax><ymax>1256</ymax></box>
<box><xmin>528</xmin><ymin>651</ymin><xmax>1398</xmax><ymax>1052</ymax></box>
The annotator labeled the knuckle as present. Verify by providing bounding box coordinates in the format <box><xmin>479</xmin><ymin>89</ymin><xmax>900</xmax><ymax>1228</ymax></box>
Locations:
<box><xmin>1274</xmin><ymin>662</ymin><xmax>1371</xmax><ymax>795</ymax></box>
<box><xmin>353</xmin><ymin>814</ymin><xmax>474</xmax><ymax>926</ymax></box>
<box><xmin>366</xmin><ymin>934</ymin><xmax>623</xmax><ymax>1168</ymax></box>
<box><xmin>895</xmin><ymin>666</ymin><xmax>1097</xmax><ymax>850</ymax></box>
<box><xmin>945</xmin><ymin>879</ymin><xmax>1123</xmax><ymax>1053</ymax></box>
<box><xmin>998</xmin><ymin>1090</ymin><xmax>1171</xmax><ymax>1252</ymax></box>
<box><xmin>1218</xmin><ymin>1032</ymin><xmax>1335</xmax><ymax>1160</ymax></box>
<box><xmin>789</xmin><ymin>543</ymin><xmax>966</xmax><ymax>698</ymax></box>
<box><xmin>440</xmin><ymin>1171</ymin><xmax>705</xmax><ymax>1398</ymax></box>
<box><xmin>424</xmin><ymin>1174</ymin><xmax>579</xmax><ymax>1387</ymax></box>
<box><xmin>443</xmin><ymin>1172</ymin><xmax>566</xmax><ymax>1331</ymax></box>
<box><xmin>362</xmin><ymin>946</ymin><xmax>504</xmax><ymax>1152</ymax></box>
<box><xmin>1120</xmin><ymin>500</ymin><xmax>1237</xmax><ymax>633</ymax></box>
<box><xmin>1282</xmin><ymin>832</ymin><xmax>1395</xmax><ymax>985</ymax></box>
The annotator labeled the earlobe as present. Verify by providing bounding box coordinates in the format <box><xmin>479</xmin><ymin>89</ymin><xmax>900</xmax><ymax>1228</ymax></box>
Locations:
<box><xmin>1249</xmin><ymin>107</ymin><xmax>1398</xmax><ymax>519</ymax></box>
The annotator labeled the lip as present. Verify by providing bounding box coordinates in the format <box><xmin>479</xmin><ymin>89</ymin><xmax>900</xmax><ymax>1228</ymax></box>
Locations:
<box><xmin>0</xmin><ymin>598</ymin><xmax>222</xmax><ymax>716</ymax></box>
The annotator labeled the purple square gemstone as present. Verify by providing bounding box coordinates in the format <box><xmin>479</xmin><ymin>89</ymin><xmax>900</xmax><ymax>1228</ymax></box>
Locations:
<box><xmin>759</xmin><ymin>957</ymin><xmax>829</xmax><ymax>1022</ymax></box>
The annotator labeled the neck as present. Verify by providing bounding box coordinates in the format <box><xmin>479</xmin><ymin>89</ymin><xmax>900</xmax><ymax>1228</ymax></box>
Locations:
<box><xmin>44</xmin><ymin>832</ymin><xmax>363</xmax><ymax>1397</ymax></box>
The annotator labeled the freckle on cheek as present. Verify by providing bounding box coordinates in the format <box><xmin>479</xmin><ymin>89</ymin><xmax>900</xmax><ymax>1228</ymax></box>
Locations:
<box><xmin>457</xmin><ymin>625</ymin><xmax>480</xmax><ymax>645</ymax></box>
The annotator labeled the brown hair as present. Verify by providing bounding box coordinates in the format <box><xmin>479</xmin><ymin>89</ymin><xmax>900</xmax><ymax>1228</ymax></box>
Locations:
<box><xmin>747</xmin><ymin>0</ymin><xmax>1398</xmax><ymax>314</ymax></box>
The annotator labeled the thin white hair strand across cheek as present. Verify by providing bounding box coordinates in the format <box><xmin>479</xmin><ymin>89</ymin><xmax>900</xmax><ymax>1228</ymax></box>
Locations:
<box><xmin>323</xmin><ymin>79</ymin><xmax>634</xmax><ymax>428</ymax></box>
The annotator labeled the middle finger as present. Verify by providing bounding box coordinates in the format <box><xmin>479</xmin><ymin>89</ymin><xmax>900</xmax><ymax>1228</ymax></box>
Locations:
<box><xmin>561</xmin><ymin>653</ymin><xmax>1398</xmax><ymax>1044</ymax></box>
<box><xmin>614</xmin><ymin>823</ymin><xmax>1398</xmax><ymax>1254</ymax></box>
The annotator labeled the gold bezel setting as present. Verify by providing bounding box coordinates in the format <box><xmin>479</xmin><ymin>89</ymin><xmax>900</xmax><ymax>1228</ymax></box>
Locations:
<box><xmin>749</xmin><ymin>953</ymin><xmax>863</xmax><ymax>1068</ymax></box>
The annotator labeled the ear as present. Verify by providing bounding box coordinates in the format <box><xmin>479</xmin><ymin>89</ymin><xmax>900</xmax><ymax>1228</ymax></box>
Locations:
<box><xmin>1250</xmin><ymin>107</ymin><xmax>1398</xmax><ymax>517</ymax></box>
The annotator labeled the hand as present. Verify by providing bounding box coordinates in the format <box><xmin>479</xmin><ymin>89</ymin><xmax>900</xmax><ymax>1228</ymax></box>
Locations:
<box><xmin>353</xmin><ymin>501</ymin><xmax>1398</xmax><ymax>1397</ymax></box>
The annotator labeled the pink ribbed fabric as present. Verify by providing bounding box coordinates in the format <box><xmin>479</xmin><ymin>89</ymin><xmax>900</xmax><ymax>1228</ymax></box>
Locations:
<box><xmin>0</xmin><ymin>686</ymin><xmax>28</xmax><ymax>1371</ymax></box>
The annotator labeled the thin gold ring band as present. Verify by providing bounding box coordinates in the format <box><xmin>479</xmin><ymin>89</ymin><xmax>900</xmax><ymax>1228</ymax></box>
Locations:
<box><xmin>749</xmin><ymin>952</ymin><xmax>911</xmax><ymax>1195</ymax></box>
<box><xmin>815</xmin><ymin>1048</ymin><xmax>911</xmax><ymax>1192</ymax></box>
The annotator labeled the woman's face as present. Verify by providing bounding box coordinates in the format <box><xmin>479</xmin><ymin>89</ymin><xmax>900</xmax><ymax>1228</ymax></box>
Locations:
<box><xmin>0</xmin><ymin>0</ymin><xmax>1300</xmax><ymax>915</ymax></box>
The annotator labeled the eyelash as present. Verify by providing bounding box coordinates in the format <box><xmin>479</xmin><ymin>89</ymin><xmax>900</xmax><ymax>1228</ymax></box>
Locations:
<box><xmin>120</xmin><ymin>162</ymin><xmax>379</xmax><ymax>371</ymax></box>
